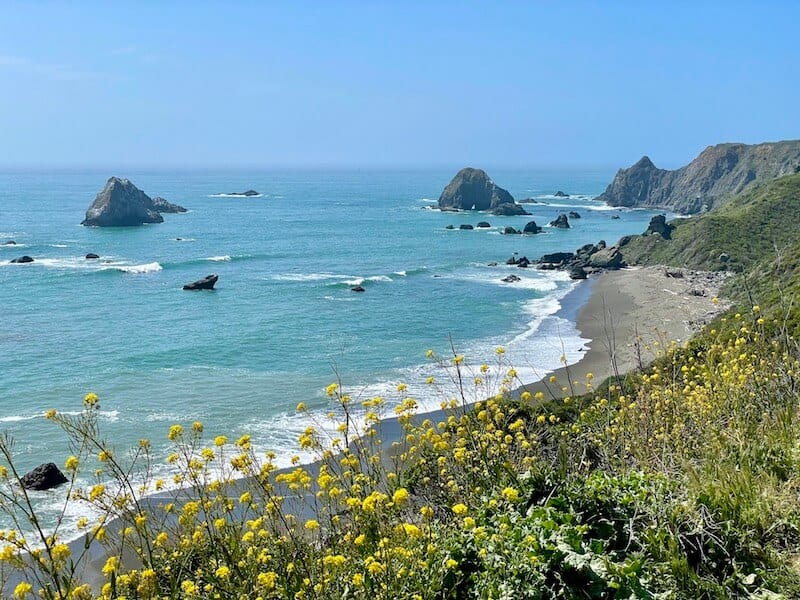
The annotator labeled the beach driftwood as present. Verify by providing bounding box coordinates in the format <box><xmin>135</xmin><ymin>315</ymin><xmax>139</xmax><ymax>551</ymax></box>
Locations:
<box><xmin>183</xmin><ymin>274</ymin><xmax>219</xmax><ymax>291</ymax></box>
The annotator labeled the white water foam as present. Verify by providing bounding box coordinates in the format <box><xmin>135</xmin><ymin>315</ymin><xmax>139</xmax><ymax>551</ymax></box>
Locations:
<box><xmin>272</xmin><ymin>272</ymin><xmax>355</xmax><ymax>282</ymax></box>
<box><xmin>113</xmin><ymin>262</ymin><xmax>162</xmax><ymax>274</ymax></box>
<box><xmin>206</xmin><ymin>255</ymin><xmax>231</xmax><ymax>262</ymax></box>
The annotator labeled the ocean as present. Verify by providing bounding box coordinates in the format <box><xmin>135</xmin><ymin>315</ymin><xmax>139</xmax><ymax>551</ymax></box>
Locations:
<box><xmin>0</xmin><ymin>168</ymin><xmax>663</xmax><ymax>537</ymax></box>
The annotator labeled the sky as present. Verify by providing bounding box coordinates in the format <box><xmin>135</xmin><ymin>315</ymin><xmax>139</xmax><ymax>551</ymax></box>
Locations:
<box><xmin>1</xmin><ymin>1</ymin><xmax>799</xmax><ymax>169</ymax></box>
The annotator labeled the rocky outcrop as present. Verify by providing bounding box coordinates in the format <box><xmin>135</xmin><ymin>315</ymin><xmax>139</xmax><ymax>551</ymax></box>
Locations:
<box><xmin>225</xmin><ymin>190</ymin><xmax>260</xmax><ymax>197</ymax></box>
<box><xmin>554</xmin><ymin>191</ymin><xmax>570</xmax><ymax>197</ymax></box>
<box><xmin>644</xmin><ymin>214</ymin><xmax>675</xmax><ymax>239</ymax></box>
<box><xmin>597</xmin><ymin>140</ymin><xmax>800</xmax><ymax>214</ymax></box>
<box><xmin>351</xmin><ymin>285</ymin><xmax>366</xmax><ymax>292</ymax></box>
<box><xmin>491</xmin><ymin>203</ymin><xmax>530</xmax><ymax>216</ymax></box>
<box><xmin>501</xmin><ymin>274</ymin><xmax>521</xmax><ymax>283</ymax></box>
<box><xmin>3</xmin><ymin>240</ymin><xmax>16</xmax><ymax>245</ymax></box>
<box><xmin>438</xmin><ymin>168</ymin><xmax>527</xmax><ymax>215</ymax></box>
<box><xmin>503</xmin><ymin>227</ymin><xmax>521</xmax><ymax>235</ymax></box>
<box><xmin>20</xmin><ymin>463</ymin><xmax>68</xmax><ymax>491</ymax></box>
<box><xmin>85</xmin><ymin>253</ymin><xmax>100</xmax><ymax>260</ymax></box>
<box><xmin>183</xmin><ymin>274</ymin><xmax>218</xmax><ymax>291</ymax></box>
<box><xmin>534</xmin><ymin>239</ymin><xmax>625</xmax><ymax>275</ymax></box>
<box><xmin>568</xmin><ymin>211</ymin><xmax>581</xmax><ymax>219</ymax></box>
<box><xmin>550</xmin><ymin>214</ymin><xmax>570</xmax><ymax>229</ymax></box>
<box><xmin>476</xmin><ymin>221</ymin><xmax>491</xmax><ymax>228</ymax></box>
<box><xmin>522</xmin><ymin>221</ymin><xmax>542</xmax><ymax>234</ymax></box>
<box><xmin>10</xmin><ymin>256</ymin><xmax>34</xmax><ymax>263</ymax></box>
<box><xmin>587</xmin><ymin>247</ymin><xmax>624</xmax><ymax>269</ymax></box>
<box><xmin>459</xmin><ymin>224</ymin><xmax>474</xmax><ymax>230</ymax></box>
<box><xmin>149</xmin><ymin>196</ymin><xmax>187</xmax><ymax>213</ymax></box>
<box><xmin>82</xmin><ymin>177</ymin><xmax>164</xmax><ymax>227</ymax></box>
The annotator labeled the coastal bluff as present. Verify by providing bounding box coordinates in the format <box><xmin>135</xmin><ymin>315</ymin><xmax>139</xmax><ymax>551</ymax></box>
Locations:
<box><xmin>597</xmin><ymin>140</ymin><xmax>800</xmax><ymax>214</ymax></box>
<box><xmin>82</xmin><ymin>177</ymin><xmax>186</xmax><ymax>227</ymax></box>
<box><xmin>438</xmin><ymin>168</ymin><xmax>528</xmax><ymax>215</ymax></box>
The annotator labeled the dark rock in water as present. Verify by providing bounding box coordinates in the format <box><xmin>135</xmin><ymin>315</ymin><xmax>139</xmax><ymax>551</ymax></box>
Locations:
<box><xmin>522</xmin><ymin>221</ymin><xmax>542</xmax><ymax>234</ymax></box>
<box><xmin>517</xmin><ymin>197</ymin><xmax>538</xmax><ymax>204</ymax></box>
<box><xmin>226</xmin><ymin>190</ymin><xmax>260</xmax><ymax>197</ymax></box>
<box><xmin>588</xmin><ymin>247</ymin><xmax>624</xmax><ymax>269</ymax></box>
<box><xmin>517</xmin><ymin>256</ymin><xmax>531</xmax><ymax>268</ymax></box>
<box><xmin>597</xmin><ymin>240</ymin><xmax>607</xmax><ymax>249</ymax></box>
<box><xmin>476</xmin><ymin>221</ymin><xmax>491</xmax><ymax>228</ymax></box>
<box><xmin>85</xmin><ymin>253</ymin><xmax>100</xmax><ymax>260</ymax></box>
<box><xmin>351</xmin><ymin>285</ymin><xmax>366</xmax><ymax>292</ymax></box>
<box><xmin>459</xmin><ymin>224</ymin><xmax>474</xmax><ymax>230</ymax></box>
<box><xmin>487</xmin><ymin>262</ymin><xmax>498</xmax><ymax>267</ymax></box>
<box><xmin>644</xmin><ymin>214</ymin><xmax>675</xmax><ymax>239</ymax></box>
<box><xmin>183</xmin><ymin>274</ymin><xmax>219</xmax><ymax>291</ymax></box>
<box><xmin>611</xmin><ymin>215</ymin><xmax>621</xmax><ymax>219</ymax></box>
<box><xmin>20</xmin><ymin>463</ymin><xmax>68</xmax><ymax>491</ymax></box>
<box><xmin>445</xmin><ymin>224</ymin><xmax>455</xmax><ymax>230</ymax></box>
<box><xmin>10</xmin><ymin>255</ymin><xmax>34</xmax><ymax>263</ymax></box>
<box><xmin>503</xmin><ymin>226</ymin><xmax>521</xmax><ymax>235</ymax></box>
<box><xmin>438</xmin><ymin>168</ymin><xmax>516</xmax><ymax>211</ymax></box>
<box><xmin>491</xmin><ymin>203</ymin><xmax>530</xmax><ymax>216</ymax></box>
<box><xmin>568</xmin><ymin>211</ymin><xmax>581</xmax><ymax>219</ymax></box>
<box><xmin>569</xmin><ymin>267</ymin><xmax>587</xmax><ymax>280</ymax></box>
<box><xmin>3</xmin><ymin>240</ymin><xmax>16</xmax><ymax>245</ymax></box>
<box><xmin>150</xmin><ymin>196</ymin><xmax>187</xmax><ymax>213</ymax></box>
<box><xmin>550</xmin><ymin>214</ymin><xmax>570</xmax><ymax>229</ymax></box>
<box><xmin>82</xmin><ymin>177</ymin><xmax>164</xmax><ymax>227</ymax></box>
<box><xmin>538</xmin><ymin>252</ymin><xmax>574</xmax><ymax>265</ymax></box>
<box><xmin>506</xmin><ymin>255</ymin><xmax>519</xmax><ymax>265</ymax></box>
<box><xmin>554</xmin><ymin>191</ymin><xmax>570</xmax><ymax>198</ymax></box>
<box><xmin>502</xmin><ymin>274</ymin><xmax>521</xmax><ymax>283</ymax></box>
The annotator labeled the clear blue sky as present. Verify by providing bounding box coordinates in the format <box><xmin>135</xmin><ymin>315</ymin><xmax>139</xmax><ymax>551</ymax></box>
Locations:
<box><xmin>1</xmin><ymin>1</ymin><xmax>798</xmax><ymax>169</ymax></box>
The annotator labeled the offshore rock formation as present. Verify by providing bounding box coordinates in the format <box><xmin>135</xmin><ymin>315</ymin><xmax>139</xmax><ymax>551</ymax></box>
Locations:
<box><xmin>82</xmin><ymin>177</ymin><xmax>186</xmax><ymax>226</ymax></box>
<box><xmin>597</xmin><ymin>140</ymin><xmax>800</xmax><ymax>214</ymax></box>
<box><xmin>20</xmin><ymin>463</ymin><xmax>68</xmax><ymax>491</ymax></box>
<box><xmin>438</xmin><ymin>168</ymin><xmax>528</xmax><ymax>215</ymax></box>
<box><xmin>183</xmin><ymin>274</ymin><xmax>218</xmax><ymax>291</ymax></box>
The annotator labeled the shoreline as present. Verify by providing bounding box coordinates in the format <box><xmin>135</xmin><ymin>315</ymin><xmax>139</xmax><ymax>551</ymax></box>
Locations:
<box><xmin>6</xmin><ymin>265</ymin><xmax>731</xmax><ymax>591</ymax></box>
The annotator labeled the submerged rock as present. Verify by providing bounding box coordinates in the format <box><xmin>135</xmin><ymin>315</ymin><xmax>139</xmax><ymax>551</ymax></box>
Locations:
<box><xmin>554</xmin><ymin>191</ymin><xmax>570</xmax><ymax>198</ymax></box>
<box><xmin>225</xmin><ymin>190</ymin><xmax>260</xmax><ymax>197</ymax></box>
<box><xmin>502</xmin><ymin>274</ymin><xmax>521</xmax><ymax>283</ymax></box>
<box><xmin>491</xmin><ymin>203</ymin><xmax>530</xmax><ymax>216</ymax></box>
<box><xmin>503</xmin><ymin>226</ymin><xmax>521</xmax><ymax>235</ymax></box>
<box><xmin>183</xmin><ymin>274</ymin><xmax>219</xmax><ymax>291</ymax></box>
<box><xmin>3</xmin><ymin>240</ymin><xmax>16</xmax><ymax>245</ymax></box>
<box><xmin>351</xmin><ymin>285</ymin><xmax>366</xmax><ymax>292</ymax></box>
<box><xmin>476</xmin><ymin>221</ymin><xmax>491</xmax><ymax>228</ymax></box>
<box><xmin>459</xmin><ymin>224</ymin><xmax>474</xmax><ymax>230</ymax></box>
<box><xmin>85</xmin><ymin>253</ymin><xmax>100</xmax><ymax>260</ymax></box>
<box><xmin>10</xmin><ymin>255</ymin><xmax>34</xmax><ymax>263</ymax></box>
<box><xmin>568</xmin><ymin>211</ymin><xmax>581</xmax><ymax>219</ymax></box>
<box><xmin>20</xmin><ymin>463</ymin><xmax>68</xmax><ymax>491</ymax></box>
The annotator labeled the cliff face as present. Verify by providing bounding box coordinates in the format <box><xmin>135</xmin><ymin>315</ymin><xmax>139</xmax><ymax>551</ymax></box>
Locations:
<box><xmin>597</xmin><ymin>140</ymin><xmax>800</xmax><ymax>214</ymax></box>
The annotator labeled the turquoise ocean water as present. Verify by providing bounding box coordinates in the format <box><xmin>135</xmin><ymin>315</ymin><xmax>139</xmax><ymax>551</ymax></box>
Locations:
<box><xmin>0</xmin><ymin>169</ymin><xmax>664</xmax><ymax>536</ymax></box>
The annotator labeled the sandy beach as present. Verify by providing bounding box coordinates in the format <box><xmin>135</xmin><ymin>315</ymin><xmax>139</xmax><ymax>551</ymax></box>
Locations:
<box><xmin>516</xmin><ymin>265</ymin><xmax>730</xmax><ymax>400</ymax></box>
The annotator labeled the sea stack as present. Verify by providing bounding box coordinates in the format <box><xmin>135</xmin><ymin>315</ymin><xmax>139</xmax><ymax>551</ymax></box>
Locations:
<box><xmin>438</xmin><ymin>168</ymin><xmax>528</xmax><ymax>215</ymax></box>
<box><xmin>82</xmin><ymin>177</ymin><xmax>186</xmax><ymax>227</ymax></box>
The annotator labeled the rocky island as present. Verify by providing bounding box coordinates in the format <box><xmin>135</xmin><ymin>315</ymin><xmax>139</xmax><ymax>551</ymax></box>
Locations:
<box><xmin>438</xmin><ymin>168</ymin><xmax>529</xmax><ymax>216</ymax></box>
<box><xmin>82</xmin><ymin>177</ymin><xmax>187</xmax><ymax>227</ymax></box>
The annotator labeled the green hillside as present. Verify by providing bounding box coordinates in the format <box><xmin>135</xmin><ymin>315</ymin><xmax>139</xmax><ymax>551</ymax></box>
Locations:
<box><xmin>620</xmin><ymin>173</ymin><xmax>800</xmax><ymax>272</ymax></box>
